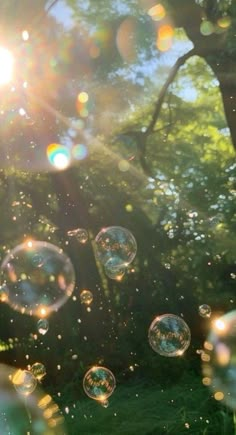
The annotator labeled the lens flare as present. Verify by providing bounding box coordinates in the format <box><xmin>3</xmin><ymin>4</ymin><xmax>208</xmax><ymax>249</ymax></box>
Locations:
<box><xmin>0</xmin><ymin>47</ymin><xmax>14</xmax><ymax>85</ymax></box>
<box><xmin>47</xmin><ymin>144</ymin><xmax>71</xmax><ymax>170</ymax></box>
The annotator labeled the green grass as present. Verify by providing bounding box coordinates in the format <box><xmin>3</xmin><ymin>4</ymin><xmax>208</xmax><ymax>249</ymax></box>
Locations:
<box><xmin>60</xmin><ymin>372</ymin><xmax>235</xmax><ymax>435</ymax></box>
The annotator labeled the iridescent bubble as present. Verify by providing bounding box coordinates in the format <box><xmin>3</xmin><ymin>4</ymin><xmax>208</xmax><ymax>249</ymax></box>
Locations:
<box><xmin>12</xmin><ymin>369</ymin><xmax>37</xmax><ymax>396</ymax></box>
<box><xmin>199</xmin><ymin>304</ymin><xmax>211</xmax><ymax>318</ymax></box>
<box><xmin>30</xmin><ymin>362</ymin><xmax>46</xmax><ymax>381</ymax></box>
<box><xmin>67</xmin><ymin>228</ymin><xmax>88</xmax><ymax>243</ymax></box>
<box><xmin>1</xmin><ymin>240</ymin><xmax>75</xmax><ymax>317</ymax></box>
<box><xmin>148</xmin><ymin>314</ymin><xmax>191</xmax><ymax>357</ymax></box>
<box><xmin>80</xmin><ymin>289</ymin><xmax>93</xmax><ymax>305</ymax></box>
<box><xmin>104</xmin><ymin>258</ymin><xmax>126</xmax><ymax>281</ymax></box>
<box><xmin>0</xmin><ymin>363</ymin><xmax>66</xmax><ymax>433</ymax></box>
<box><xmin>83</xmin><ymin>366</ymin><xmax>116</xmax><ymax>402</ymax></box>
<box><xmin>37</xmin><ymin>318</ymin><xmax>49</xmax><ymax>335</ymax></box>
<box><xmin>95</xmin><ymin>226</ymin><xmax>137</xmax><ymax>267</ymax></box>
<box><xmin>202</xmin><ymin>310</ymin><xmax>236</xmax><ymax>410</ymax></box>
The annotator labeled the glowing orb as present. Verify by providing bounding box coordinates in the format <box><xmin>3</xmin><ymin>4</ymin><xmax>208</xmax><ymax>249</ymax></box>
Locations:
<box><xmin>47</xmin><ymin>144</ymin><xmax>71</xmax><ymax>170</ymax></box>
<box><xmin>0</xmin><ymin>47</ymin><xmax>14</xmax><ymax>85</ymax></box>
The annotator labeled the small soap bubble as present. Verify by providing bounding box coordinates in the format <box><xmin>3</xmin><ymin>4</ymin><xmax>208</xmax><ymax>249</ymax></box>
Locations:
<box><xmin>67</xmin><ymin>228</ymin><xmax>88</xmax><ymax>244</ymax></box>
<box><xmin>100</xmin><ymin>399</ymin><xmax>109</xmax><ymax>408</ymax></box>
<box><xmin>199</xmin><ymin>304</ymin><xmax>211</xmax><ymax>318</ymax></box>
<box><xmin>148</xmin><ymin>314</ymin><xmax>191</xmax><ymax>357</ymax></box>
<box><xmin>30</xmin><ymin>362</ymin><xmax>46</xmax><ymax>381</ymax></box>
<box><xmin>202</xmin><ymin>310</ymin><xmax>236</xmax><ymax>410</ymax></box>
<box><xmin>12</xmin><ymin>369</ymin><xmax>37</xmax><ymax>396</ymax></box>
<box><xmin>83</xmin><ymin>366</ymin><xmax>116</xmax><ymax>402</ymax></box>
<box><xmin>1</xmin><ymin>240</ymin><xmax>75</xmax><ymax>317</ymax></box>
<box><xmin>95</xmin><ymin>226</ymin><xmax>137</xmax><ymax>267</ymax></box>
<box><xmin>80</xmin><ymin>290</ymin><xmax>93</xmax><ymax>305</ymax></box>
<box><xmin>37</xmin><ymin>318</ymin><xmax>49</xmax><ymax>335</ymax></box>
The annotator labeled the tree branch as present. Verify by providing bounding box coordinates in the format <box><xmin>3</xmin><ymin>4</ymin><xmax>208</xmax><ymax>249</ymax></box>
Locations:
<box><xmin>146</xmin><ymin>47</ymin><xmax>197</xmax><ymax>135</ymax></box>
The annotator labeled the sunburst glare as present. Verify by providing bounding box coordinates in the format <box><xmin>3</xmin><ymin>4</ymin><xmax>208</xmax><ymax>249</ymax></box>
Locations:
<box><xmin>0</xmin><ymin>47</ymin><xmax>14</xmax><ymax>85</ymax></box>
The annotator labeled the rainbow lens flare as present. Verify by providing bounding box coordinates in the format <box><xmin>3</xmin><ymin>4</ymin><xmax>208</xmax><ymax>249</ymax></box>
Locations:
<box><xmin>46</xmin><ymin>143</ymin><xmax>71</xmax><ymax>170</ymax></box>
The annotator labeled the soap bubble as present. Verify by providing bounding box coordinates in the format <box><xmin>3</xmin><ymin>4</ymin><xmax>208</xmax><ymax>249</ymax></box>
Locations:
<box><xmin>83</xmin><ymin>366</ymin><xmax>116</xmax><ymax>402</ymax></box>
<box><xmin>148</xmin><ymin>314</ymin><xmax>191</xmax><ymax>357</ymax></box>
<box><xmin>1</xmin><ymin>240</ymin><xmax>75</xmax><ymax>317</ymax></box>
<box><xmin>104</xmin><ymin>258</ymin><xmax>126</xmax><ymax>281</ymax></box>
<box><xmin>80</xmin><ymin>289</ymin><xmax>93</xmax><ymax>305</ymax></box>
<box><xmin>12</xmin><ymin>369</ymin><xmax>37</xmax><ymax>396</ymax></box>
<box><xmin>199</xmin><ymin>304</ymin><xmax>211</xmax><ymax>318</ymax></box>
<box><xmin>67</xmin><ymin>228</ymin><xmax>88</xmax><ymax>244</ymax></box>
<box><xmin>0</xmin><ymin>363</ymin><xmax>66</xmax><ymax>433</ymax></box>
<box><xmin>95</xmin><ymin>226</ymin><xmax>137</xmax><ymax>267</ymax></box>
<box><xmin>202</xmin><ymin>310</ymin><xmax>236</xmax><ymax>410</ymax></box>
<box><xmin>37</xmin><ymin>318</ymin><xmax>49</xmax><ymax>335</ymax></box>
<box><xmin>30</xmin><ymin>362</ymin><xmax>46</xmax><ymax>381</ymax></box>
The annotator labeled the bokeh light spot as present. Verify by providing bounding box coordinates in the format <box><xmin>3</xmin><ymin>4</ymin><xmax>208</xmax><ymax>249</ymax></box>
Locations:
<box><xmin>78</xmin><ymin>92</ymin><xmax>89</xmax><ymax>103</ymax></box>
<box><xmin>148</xmin><ymin>4</ymin><xmax>166</xmax><ymax>21</ymax></box>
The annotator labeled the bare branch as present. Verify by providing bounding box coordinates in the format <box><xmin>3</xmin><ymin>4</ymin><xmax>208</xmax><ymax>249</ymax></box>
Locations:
<box><xmin>146</xmin><ymin>47</ymin><xmax>197</xmax><ymax>135</ymax></box>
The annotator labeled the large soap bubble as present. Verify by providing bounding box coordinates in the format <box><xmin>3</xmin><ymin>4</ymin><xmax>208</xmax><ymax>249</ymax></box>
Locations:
<box><xmin>95</xmin><ymin>226</ymin><xmax>137</xmax><ymax>267</ymax></box>
<box><xmin>1</xmin><ymin>240</ymin><xmax>75</xmax><ymax>317</ymax></box>
<box><xmin>0</xmin><ymin>363</ymin><xmax>67</xmax><ymax>434</ymax></box>
<box><xmin>83</xmin><ymin>366</ymin><xmax>116</xmax><ymax>403</ymax></box>
<box><xmin>148</xmin><ymin>314</ymin><xmax>191</xmax><ymax>357</ymax></box>
<box><xmin>202</xmin><ymin>310</ymin><xmax>236</xmax><ymax>410</ymax></box>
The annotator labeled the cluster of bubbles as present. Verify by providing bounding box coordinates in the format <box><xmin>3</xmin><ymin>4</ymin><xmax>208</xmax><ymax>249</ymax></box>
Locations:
<box><xmin>202</xmin><ymin>310</ymin><xmax>236</xmax><ymax>410</ymax></box>
<box><xmin>83</xmin><ymin>366</ymin><xmax>116</xmax><ymax>407</ymax></box>
<box><xmin>148</xmin><ymin>314</ymin><xmax>191</xmax><ymax>357</ymax></box>
<box><xmin>95</xmin><ymin>226</ymin><xmax>137</xmax><ymax>281</ymax></box>
<box><xmin>0</xmin><ymin>240</ymin><xmax>75</xmax><ymax>317</ymax></box>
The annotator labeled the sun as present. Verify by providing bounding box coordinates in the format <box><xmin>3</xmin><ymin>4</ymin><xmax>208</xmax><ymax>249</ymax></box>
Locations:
<box><xmin>0</xmin><ymin>47</ymin><xmax>14</xmax><ymax>85</ymax></box>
